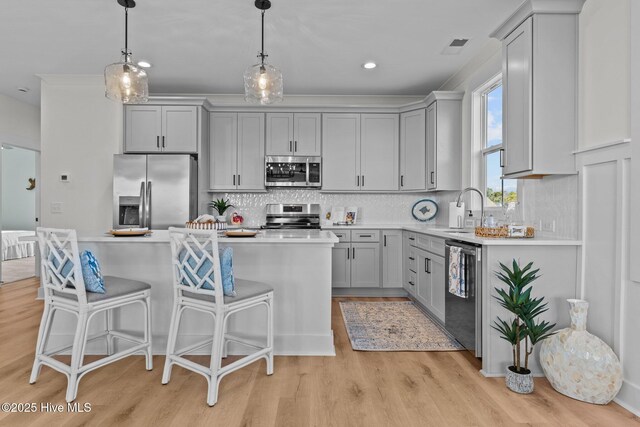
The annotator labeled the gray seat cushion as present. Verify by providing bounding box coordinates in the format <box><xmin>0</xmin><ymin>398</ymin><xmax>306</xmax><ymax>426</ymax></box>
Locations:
<box><xmin>54</xmin><ymin>276</ymin><xmax>150</xmax><ymax>303</ymax></box>
<box><xmin>182</xmin><ymin>279</ymin><xmax>272</xmax><ymax>304</ymax></box>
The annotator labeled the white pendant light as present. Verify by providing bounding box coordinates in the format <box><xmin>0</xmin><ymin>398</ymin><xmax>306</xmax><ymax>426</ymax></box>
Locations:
<box><xmin>104</xmin><ymin>0</ymin><xmax>149</xmax><ymax>104</ymax></box>
<box><xmin>244</xmin><ymin>0</ymin><xmax>283</xmax><ymax>105</ymax></box>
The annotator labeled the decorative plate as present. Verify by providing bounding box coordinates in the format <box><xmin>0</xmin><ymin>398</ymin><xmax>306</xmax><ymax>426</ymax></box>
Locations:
<box><xmin>411</xmin><ymin>199</ymin><xmax>438</xmax><ymax>222</ymax></box>
<box><xmin>224</xmin><ymin>229</ymin><xmax>258</xmax><ymax>238</ymax></box>
<box><xmin>109</xmin><ymin>229</ymin><xmax>152</xmax><ymax>237</ymax></box>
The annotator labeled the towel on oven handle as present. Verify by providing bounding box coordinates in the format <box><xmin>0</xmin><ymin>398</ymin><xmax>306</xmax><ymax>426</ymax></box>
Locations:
<box><xmin>448</xmin><ymin>246</ymin><xmax>467</xmax><ymax>298</ymax></box>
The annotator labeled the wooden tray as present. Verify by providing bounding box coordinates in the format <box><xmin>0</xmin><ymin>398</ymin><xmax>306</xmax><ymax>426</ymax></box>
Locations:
<box><xmin>224</xmin><ymin>230</ymin><xmax>258</xmax><ymax>238</ymax></box>
<box><xmin>109</xmin><ymin>229</ymin><xmax>152</xmax><ymax>237</ymax></box>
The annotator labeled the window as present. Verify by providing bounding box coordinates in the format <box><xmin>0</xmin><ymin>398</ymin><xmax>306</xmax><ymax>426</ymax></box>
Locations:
<box><xmin>480</xmin><ymin>80</ymin><xmax>517</xmax><ymax>208</ymax></box>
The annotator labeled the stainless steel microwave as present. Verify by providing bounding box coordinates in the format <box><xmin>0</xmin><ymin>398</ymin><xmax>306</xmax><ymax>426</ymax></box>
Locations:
<box><xmin>265</xmin><ymin>156</ymin><xmax>322</xmax><ymax>188</ymax></box>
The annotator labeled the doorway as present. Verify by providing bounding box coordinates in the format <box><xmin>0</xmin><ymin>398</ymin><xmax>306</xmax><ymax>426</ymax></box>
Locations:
<box><xmin>1</xmin><ymin>144</ymin><xmax>38</xmax><ymax>284</ymax></box>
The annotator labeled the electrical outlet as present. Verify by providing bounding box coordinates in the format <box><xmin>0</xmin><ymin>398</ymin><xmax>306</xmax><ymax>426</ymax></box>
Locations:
<box><xmin>50</xmin><ymin>202</ymin><xmax>63</xmax><ymax>214</ymax></box>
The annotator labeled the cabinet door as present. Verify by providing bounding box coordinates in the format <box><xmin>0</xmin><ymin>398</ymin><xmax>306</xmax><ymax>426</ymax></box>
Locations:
<box><xmin>400</xmin><ymin>109</ymin><xmax>426</xmax><ymax>191</ymax></box>
<box><xmin>209</xmin><ymin>113</ymin><xmax>238</xmax><ymax>190</ymax></box>
<box><xmin>382</xmin><ymin>230</ymin><xmax>403</xmax><ymax>288</ymax></box>
<box><xmin>426</xmin><ymin>102</ymin><xmax>437</xmax><ymax>190</ymax></box>
<box><xmin>161</xmin><ymin>106</ymin><xmax>198</xmax><ymax>153</ymax></box>
<box><xmin>428</xmin><ymin>254</ymin><xmax>446</xmax><ymax>322</ymax></box>
<box><xmin>293</xmin><ymin>113</ymin><xmax>322</xmax><ymax>156</ymax></box>
<box><xmin>237</xmin><ymin>113</ymin><xmax>265</xmax><ymax>191</ymax></box>
<box><xmin>415</xmin><ymin>248</ymin><xmax>430</xmax><ymax>308</ymax></box>
<box><xmin>350</xmin><ymin>243</ymin><xmax>380</xmax><ymax>288</ymax></box>
<box><xmin>322</xmin><ymin>114</ymin><xmax>361</xmax><ymax>191</ymax></box>
<box><xmin>124</xmin><ymin>105</ymin><xmax>162</xmax><ymax>153</ymax></box>
<box><xmin>503</xmin><ymin>16</ymin><xmax>533</xmax><ymax>176</ymax></box>
<box><xmin>332</xmin><ymin>243</ymin><xmax>351</xmax><ymax>288</ymax></box>
<box><xmin>360</xmin><ymin>114</ymin><xmax>399</xmax><ymax>191</ymax></box>
<box><xmin>266</xmin><ymin>113</ymin><xmax>294</xmax><ymax>155</ymax></box>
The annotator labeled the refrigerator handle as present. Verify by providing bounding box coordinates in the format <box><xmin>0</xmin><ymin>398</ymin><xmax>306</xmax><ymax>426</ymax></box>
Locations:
<box><xmin>146</xmin><ymin>181</ymin><xmax>152</xmax><ymax>229</ymax></box>
<box><xmin>139</xmin><ymin>181</ymin><xmax>146</xmax><ymax>228</ymax></box>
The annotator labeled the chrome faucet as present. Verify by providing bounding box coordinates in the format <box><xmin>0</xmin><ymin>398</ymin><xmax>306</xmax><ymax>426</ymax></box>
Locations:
<box><xmin>455</xmin><ymin>187</ymin><xmax>485</xmax><ymax>227</ymax></box>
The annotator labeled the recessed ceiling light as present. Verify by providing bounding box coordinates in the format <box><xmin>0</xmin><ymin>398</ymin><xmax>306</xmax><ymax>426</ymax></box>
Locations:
<box><xmin>137</xmin><ymin>60</ymin><xmax>152</xmax><ymax>68</ymax></box>
<box><xmin>363</xmin><ymin>62</ymin><xmax>377</xmax><ymax>69</ymax></box>
<box><xmin>17</xmin><ymin>87</ymin><xmax>30</xmax><ymax>93</ymax></box>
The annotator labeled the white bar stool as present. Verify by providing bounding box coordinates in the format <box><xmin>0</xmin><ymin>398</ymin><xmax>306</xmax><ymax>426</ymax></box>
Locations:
<box><xmin>30</xmin><ymin>228</ymin><xmax>152</xmax><ymax>402</ymax></box>
<box><xmin>162</xmin><ymin>227</ymin><xmax>274</xmax><ymax>406</ymax></box>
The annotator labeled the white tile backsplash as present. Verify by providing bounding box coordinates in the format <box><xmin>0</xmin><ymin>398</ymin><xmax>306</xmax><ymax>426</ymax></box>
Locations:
<box><xmin>206</xmin><ymin>190</ymin><xmax>445</xmax><ymax>227</ymax></box>
<box><xmin>206</xmin><ymin>175</ymin><xmax>579</xmax><ymax>239</ymax></box>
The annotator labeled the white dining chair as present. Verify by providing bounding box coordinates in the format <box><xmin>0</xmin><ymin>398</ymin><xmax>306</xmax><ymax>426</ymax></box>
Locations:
<box><xmin>162</xmin><ymin>227</ymin><xmax>274</xmax><ymax>406</ymax></box>
<box><xmin>30</xmin><ymin>228</ymin><xmax>152</xmax><ymax>402</ymax></box>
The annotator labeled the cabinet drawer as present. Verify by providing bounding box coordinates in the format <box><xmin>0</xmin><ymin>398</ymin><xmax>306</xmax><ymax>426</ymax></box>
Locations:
<box><xmin>415</xmin><ymin>234</ymin><xmax>431</xmax><ymax>251</ymax></box>
<box><xmin>331</xmin><ymin>230</ymin><xmax>351</xmax><ymax>243</ymax></box>
<box><xmin>407</xmin><ymin>248</ymin><xmax>417</xmax><ymax>273</ymax></box>
<box><xmin>428</xmin><ymin>237</ymin><xmax>446</xmax><ymax>257</ymax></box>
<box><xmin>407</xmin><ymin>232</ymin><xmax>417</xmax><ymax>246</ymax></box>
<box><xmin>351</xmin><ymin>229</ymin><xmax>380</xmax><ymax>242</ymax></box>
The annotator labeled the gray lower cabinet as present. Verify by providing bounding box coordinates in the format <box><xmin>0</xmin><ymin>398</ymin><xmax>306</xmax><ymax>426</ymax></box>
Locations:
<box><xmin>331</xmin><ymin>243</ymin><xmax>351</xmax><ymax>288</ymax></box>
<box><xmin>382</xmin><ymin>230</ymin><xmax>403</xmax><ymax>288</ymax></box>
<box><xmin>351</xmin><ymin>243</ymin><xmax>380</xmax><ymax>288</ymax></box>
<box><xmin>407</xmin><ymin>232</ymin><xmax>446</xmax><ymax>322</ymax></box>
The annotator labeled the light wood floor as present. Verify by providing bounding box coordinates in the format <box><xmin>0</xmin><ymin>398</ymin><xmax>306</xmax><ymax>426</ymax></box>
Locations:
<box><xmin>1</xmin><ymin>279</ymin><xmax>638</xmax><ymax>427</ymax></box>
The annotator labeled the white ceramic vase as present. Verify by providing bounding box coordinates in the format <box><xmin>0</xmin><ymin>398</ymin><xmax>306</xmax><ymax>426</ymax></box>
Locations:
<box><xmin>539</xmin><ymin>299</ymin><xmax>622</xmax><ymax>404</ymax></box>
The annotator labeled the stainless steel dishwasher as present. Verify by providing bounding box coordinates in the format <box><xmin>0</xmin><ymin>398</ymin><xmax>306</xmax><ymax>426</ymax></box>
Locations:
<box><xmin>445</xmin><ymin>239</ymin><xmax>482</xmax><ymax>357</ymax></box>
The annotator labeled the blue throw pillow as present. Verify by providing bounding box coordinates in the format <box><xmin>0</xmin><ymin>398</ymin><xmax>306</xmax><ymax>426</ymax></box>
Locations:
<box><xmin>178</xmin><ymin>246</ymin><xmax>236</xmax><ymax>297</ymax></box>
<box><xmin>80</xmin><ymin>250</ymin><xmax>106</xmax><ymax>293</ymax></box>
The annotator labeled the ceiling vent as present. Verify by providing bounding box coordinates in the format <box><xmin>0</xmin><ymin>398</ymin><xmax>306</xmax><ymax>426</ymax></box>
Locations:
<box><xmin>441</xmin><ymin>38</ymin><xmax>470</xmax><ymax>55</ymax></box>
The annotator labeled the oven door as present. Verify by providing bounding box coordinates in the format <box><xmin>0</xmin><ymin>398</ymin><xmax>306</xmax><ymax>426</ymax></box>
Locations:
<box><xmin>265</xmin><ymin>156</ymin><xmax>321</xmax><ymax>187</ymax></box>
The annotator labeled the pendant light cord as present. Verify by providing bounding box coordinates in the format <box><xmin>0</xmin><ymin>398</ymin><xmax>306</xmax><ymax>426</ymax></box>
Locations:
<box><xmin>124</xmin><ymin>7</ymin><xmax>129</xmax><ymax>56</ymax></box>
<box><xmin>260</xmin><ymin>10</ymin><xmax>265</xmax><ymax>65</ymax></box>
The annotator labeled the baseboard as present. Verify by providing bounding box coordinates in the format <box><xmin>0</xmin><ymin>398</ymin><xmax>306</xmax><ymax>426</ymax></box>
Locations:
<box><xmin>480</xmin><ymin>369</ymin><xmax>545</xmax><ymax>378</ymax></box>
<box><xmin>614</xmin><ymin>379</ymin><xmax>640</xmax><ymax>417</ymax></box>
<box><xmin>332</xmin><ymin>287</ymin><xmax>408</xmax><ymax>297</ymax></box>
<box><xmin>46</xmin><ymin>331</ymin><xmax>336</xmax><ymax>357</ymax></box>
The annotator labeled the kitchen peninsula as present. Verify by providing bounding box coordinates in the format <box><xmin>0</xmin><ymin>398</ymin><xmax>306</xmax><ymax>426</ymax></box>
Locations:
<box><xmin>47</xmin><ymin>230</ymin><xmax>338</xmax><ymax>356</ymax></box>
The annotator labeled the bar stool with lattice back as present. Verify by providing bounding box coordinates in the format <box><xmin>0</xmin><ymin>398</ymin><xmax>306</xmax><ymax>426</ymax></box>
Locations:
<box><xmin>162</xmin><ymin>227</ymin><xmax>274</xmax><ymax>406</ymax></box>
<box><xmin>30</xmin><ymin>228</ymin><xmax>153</xmax><ymax>402</ymax></box>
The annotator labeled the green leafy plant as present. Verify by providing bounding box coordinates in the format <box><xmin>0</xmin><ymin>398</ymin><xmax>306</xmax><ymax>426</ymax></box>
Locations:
<box><xmin>492</xmin><ymin>259</ymin><xmax>556</xmax><ymax>374</ymax></box>
<box><xmin>208</xmin><ymin>198</ymin><xmax>234</xmax><ymax>216</ymax></box>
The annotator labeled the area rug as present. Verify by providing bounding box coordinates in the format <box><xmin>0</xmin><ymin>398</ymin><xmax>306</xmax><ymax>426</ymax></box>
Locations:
<box><xmin>339</xmin><ymin>301</ymin><xmax>463</xmax><ymax>351</ymax></box>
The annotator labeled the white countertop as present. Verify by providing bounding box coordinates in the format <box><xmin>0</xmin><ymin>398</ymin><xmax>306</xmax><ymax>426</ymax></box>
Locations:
<box><xmin>322</xmin><ymin>224</ymin><xmax>582</xmax><ymax>246</ymax></box>
<box><xmin>79</xmin><ymin>229</ymin><xmax>339</xmax><ymax>244</ymax></box>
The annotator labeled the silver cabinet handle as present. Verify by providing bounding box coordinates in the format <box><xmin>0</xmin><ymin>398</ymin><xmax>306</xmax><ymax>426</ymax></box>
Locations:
<box><xmin>238</xmin><ymin>175</ymin><xmax>241</xmax><ymax>186</ymax></box>
<box><xmin>357</xmin><ymin>176</ymin><xmax>360</xmax><ymax>187</ymax></box>
<box><xmin>408</xmin><ymin>256</ymin><xmax>415</xmax><ymax>261</ymax></box>
<box><xmin>430</xmin><ymin>171</ymin><xmax>435</xmax><ymax>184</ymax></box>
<box><xmin>295</xmin><ymin>141</ymin><xmax>298</xmax><ymax>152</ymax></box>
<box><xmin>352</xmin><ymin>247</ymin><xmax>356</xmax><ymax>259</ymax></box>
<box><xmin>500</xmin><ymin>148</ymin><xmax>505</xmax><ymax>168</ymax></box>
<box><xmin>233</xmin><ymin>175</ymin><xmax>236</xmax><ymax>186</ymax></box>
<box><xmin>162</xmin><ymin>136</ymin><xmax>165</xmax><ymax>149</ymax></box>
<box><xmin>139</xmin><ymin>181</ymin><xmax>145</xmax><ymax>228</ymax></box>
<box><xmin>146</xmin><ymin>181</ymin><xmax>152</xmax><ymax>229</ymax></box>
<box><xmin>409</xmin><ymin>237</ymin><xmax>415</xmax><ymax>241</ymax></box>
<box><xmin>305</xmin><ymin>158</ymin><xmax>310</xmax><ymax>186</ymax></box>
<box><xmin>384</xmin><ymin>235</ymin><xmax>387</xmax><ymax>246</ymax></box>
<box><xmin>401</xmin><ymin>175</ymin><xmax>404</xmax><ymax>187</ymax></box>
<box><xmin>358</xmin><ymin>234</ymin><xmax>372</xmax><ymax>238</ymax></box>
<box><xmin>156</xmin><ymin>136</ymin><xmax>160</xmax><ymax>149</ymax></box>
<box><xmin>347</xmin><ymin>248</ymin><xmax>350</xmax><ymax>260</ymax></box>
<box><xmin>289</xmin><ymin>141</ymin><xmax>293</xmax><ymax>152</ymax></box>
<box><xmin>425</xmin><ymin>258</ymin><xmax>431</xmax><ymax>274</ymax></box>
<box><xmin>409</xmin><ymin>281</ymin><xmax>415</xmax><ymax>286</ymax></box>
<box><xmin>362</xmin><ymin>175</ymin><xmax>365</xmax><ymax>187</ymax></box>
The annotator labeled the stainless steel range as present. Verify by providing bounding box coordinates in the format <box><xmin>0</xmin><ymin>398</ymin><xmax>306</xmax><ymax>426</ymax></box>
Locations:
<box><xmin>262</xmin><ymin>204</ymin><xmax>321</xmax><ymax>229</ymax></box>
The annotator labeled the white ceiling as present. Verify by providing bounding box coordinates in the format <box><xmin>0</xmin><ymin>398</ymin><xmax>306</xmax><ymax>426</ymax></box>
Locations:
<box><xmin>1</xmin><ymin>0</ymin><xmax>522</xmax><ymax>105</ymax></box>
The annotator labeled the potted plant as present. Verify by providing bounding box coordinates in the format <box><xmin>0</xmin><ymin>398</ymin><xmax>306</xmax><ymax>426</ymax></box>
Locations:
<box><xmin>492</xmin><ymin>259</ymin><xmax>556</xmax><ymax>394</ymax></box>
<box><xmin>208</xmin><ymin>198</ymin><xmax>234</xmax><ymax>223</ymax></box>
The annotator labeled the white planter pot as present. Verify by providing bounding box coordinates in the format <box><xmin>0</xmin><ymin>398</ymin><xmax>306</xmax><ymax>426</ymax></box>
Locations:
<box><xmin>505</xmin><ymin>366</ymin><xmax>534</xmax><ymax>394</ymax></box>
<box><xmin>216</xmin><ymin>215</ymin><xmax>227</xmax><ymax>223</ymax></box>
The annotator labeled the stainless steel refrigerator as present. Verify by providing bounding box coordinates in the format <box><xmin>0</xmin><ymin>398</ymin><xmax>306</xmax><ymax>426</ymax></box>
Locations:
<box><xmin>113</xmin><ymin>154</ymin><xmax>197</xmax><ymax>230</ymax></box>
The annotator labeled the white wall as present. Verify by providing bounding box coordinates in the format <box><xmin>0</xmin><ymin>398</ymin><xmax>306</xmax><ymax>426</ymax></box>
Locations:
<box><xmin>579</xmin><ymin>0</ymin><xmax>631</xmax><ymax>148</ymax></box>
<box><xmin>0</xmin><ymin>94</ymin><xmax>40</xmax><ymax>151</ymax></box>
<box><xmin>2</xmin><ymin>147</ymin><xmax>36</xmax><ymax>230</ymax></box>
<box><xmin>40</xmin><ymin>75</ymin><xmax>123</xmax><ymax>234</ymax></box>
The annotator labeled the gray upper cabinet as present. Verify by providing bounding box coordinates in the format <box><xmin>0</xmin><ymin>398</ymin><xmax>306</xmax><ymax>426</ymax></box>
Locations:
<box><xmin>266</xmin><ymin>113</ymin><xmax>321</xmax><ymax>156</ymax></box>
<box><xmin>125</xmin><ymin>105</ymin><xmax>198</xmax><ymax>153</ymax></box>
<box><xmin>322</xmin><ymin>113</ymin><xmax>398</xmax><ymax>192</ymax></box>
<box><xmin>424</xmin><ymin>92</ymin><xmax>463</xmax><ymax>191</ymax></box>
<box><xmin>492</xmin><ymin>1</ymin><xmax>583</xmax><ymax>178</ymax></box>
<box><xmin>399</xmin><ymin>109</ymin><xmax>426</xmax><ymax>191</ymax></box>
<box><xmin>209</xmin><ymin>112</ymin><xmax>265</xmax><ymax>192</ymax></box>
